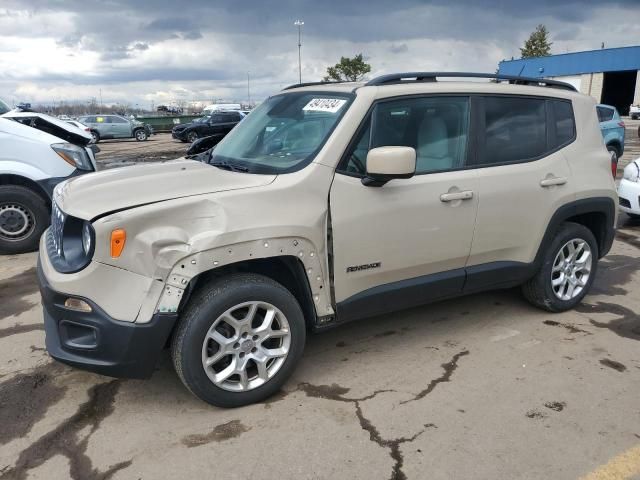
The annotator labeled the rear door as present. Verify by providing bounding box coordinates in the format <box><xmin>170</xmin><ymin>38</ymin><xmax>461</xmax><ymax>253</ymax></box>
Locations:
<box><xmin>464</xmin><ymin>96</ymin><xmax>576</xmax><ymax>291</ymax></box>
<box><xmin>330</xmin><ymin>95</ymin><xmax>479</xmax><ymax>321</ymax></box>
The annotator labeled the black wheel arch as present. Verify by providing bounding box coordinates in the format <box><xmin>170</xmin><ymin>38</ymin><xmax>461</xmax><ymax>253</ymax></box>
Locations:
<box><xmin>606</xmin><ymin>141</ymin><xmax>622</xmax><ymax>157</ymax></box>
<box><xmin>169</xmin><ymin>256</ymin><xmax>317</xmax><ymax>344</ymax></box>
<box><xmin>0</xmin><ymin>174</ymin><xmax>51</xmax><ymax>207</ymax></box>
<box><xmin>534</xmin><ymin>197</ymin><xmax>616</xmax><ymax>265</ymax></box>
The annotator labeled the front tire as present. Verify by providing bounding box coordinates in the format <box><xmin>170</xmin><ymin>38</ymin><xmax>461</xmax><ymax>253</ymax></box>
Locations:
<box><xmin>0</xmin><ymin>185</ymin><xmax>49</xmax><ymax>255</ymax></box>
<box><xmin>171</xmin><ymin>273</ymin><xmax>306</xmax><ymax>407</ymax></box>
<box><xmin>186</xmin><ymin>131</ymin><xmax>198</xmax><ymax>143</ymax></box>
<box><xmin>134</xmin><ymin>129</ymin><xmax>148</xmax><ymax>141</ymax></box>
<box><xmin>522</xmin><ymin>222</ymin><xmax>598</xmax><ymax>312</ymax></box>
<box><xmin>90</xmin><ymin>130</ymin><xmax>100</xmax><ymax>143</ymax></box>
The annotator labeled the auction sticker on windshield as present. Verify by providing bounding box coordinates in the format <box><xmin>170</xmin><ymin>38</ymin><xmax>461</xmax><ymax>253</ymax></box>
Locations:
<box><xmin>303</xmin><ymin>98</ymin><xmax>347</xmax><ymax>113</ymax></box>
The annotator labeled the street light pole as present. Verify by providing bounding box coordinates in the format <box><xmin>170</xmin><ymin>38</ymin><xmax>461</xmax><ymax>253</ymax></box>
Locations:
<box><xmin>294</xmin><ymin>20</ymin><xmax>304</xmax><ymax>84</ymax></box>
<box><xmin>247</xmin><ymin>71</ymin><xmax>251</xmax><ymax>105</ymax></box>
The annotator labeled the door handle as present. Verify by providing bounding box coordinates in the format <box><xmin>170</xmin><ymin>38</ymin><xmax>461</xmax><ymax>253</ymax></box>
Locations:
<box><xmin>540</xmin><ymin>177</ymin><xmax>567</xmax><ymax>187</ymax></box>
<box><xmin>440</xmin><ymin>190</ymin><xmax>474</xmax><ymax>202</ymax></box>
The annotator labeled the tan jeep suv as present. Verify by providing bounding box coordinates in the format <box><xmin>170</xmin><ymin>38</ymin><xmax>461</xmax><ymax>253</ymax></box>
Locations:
<box><xmin>37</xmin><ymin>72</ymin><xmax>617</xmax><ymax>407</ymax></box>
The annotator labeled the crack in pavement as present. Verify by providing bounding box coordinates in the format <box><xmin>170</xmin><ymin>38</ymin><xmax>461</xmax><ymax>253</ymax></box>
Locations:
<box><xmin>0</xmin><ymin>380</ymin><xmax>132</xmax><ymax>480</ymax></box>
<box><xmin>299</xmin><ymin>349</ymin><xmax>469</xmax><ymax>480</ymax></box>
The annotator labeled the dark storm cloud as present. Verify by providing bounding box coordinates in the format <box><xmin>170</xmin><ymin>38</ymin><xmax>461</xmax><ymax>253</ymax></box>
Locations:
<box><xmin>1</xmin><ymin>0</ymin><xmax>638</xmax><ymax>102</ymax></box>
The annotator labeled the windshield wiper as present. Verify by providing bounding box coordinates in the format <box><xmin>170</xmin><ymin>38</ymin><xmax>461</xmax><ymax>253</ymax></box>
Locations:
<box><xmin>209</xmin><ymin>160</ymin><xmax>250</xmax><ymax>173</ymax></box>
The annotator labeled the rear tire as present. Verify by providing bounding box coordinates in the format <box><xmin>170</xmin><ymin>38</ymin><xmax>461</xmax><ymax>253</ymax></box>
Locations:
<box><xmin>0</xmin><ymin>185</ymin><xmax>49</xmax><ymax>255</ymax></box>
<box><xmin>171</xmin><ymin>273</ymin><xmax>306</xmax><ymax>407</ymax></box>
<box><xmin>522</xmin><ymin>222</ymin><xmax>598</xmax><ymax>312</ymax></box>
<box><xmin>186</xmin><ymin>131</ymin><xmax>198</xmax><ymax>143</ymax></box>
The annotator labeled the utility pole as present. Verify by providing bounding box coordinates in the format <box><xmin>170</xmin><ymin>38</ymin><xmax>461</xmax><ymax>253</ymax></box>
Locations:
<box><xmin>294</xmin><ymin>20</ymin><xmax>304</xmax><ymax>84</ymax></box>
<box><xmin>99</xmin><ymin>89</ymin><xmax>103</xmax><ymax>113</ymax></box>
<box><xmin>247</xmin><ymin>71</ymin><xmax>251</xmax><ymax>105</ymax></box>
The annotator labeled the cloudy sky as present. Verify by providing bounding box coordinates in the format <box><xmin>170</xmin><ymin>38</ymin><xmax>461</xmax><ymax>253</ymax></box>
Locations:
<box><xmin>1</xmin><ymin>0</ymin><xmax>638</xmax><ymax>109</ymax></box>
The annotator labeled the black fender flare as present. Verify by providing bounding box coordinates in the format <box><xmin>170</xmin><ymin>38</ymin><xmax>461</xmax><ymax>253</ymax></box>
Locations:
<box><xmin>533</xmin><ymin>197</ymin><xmax>616</xmax><ymax>264</ymax></box>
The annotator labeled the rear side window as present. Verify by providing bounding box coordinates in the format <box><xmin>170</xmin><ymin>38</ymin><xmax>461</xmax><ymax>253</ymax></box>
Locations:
<box><xmin>551</xmin><ymin>100</ymin><xmax>575</xmax><ymax>148</ymax></box>
<box><xmin>480</xmin><ymin>97</ymin><xmax>546</xmax><ymax>165</ymax></box>
<box><xmin>597</xmin><ymin>106</ymin><xmax>614</xmax><ymax>122</ymax></box>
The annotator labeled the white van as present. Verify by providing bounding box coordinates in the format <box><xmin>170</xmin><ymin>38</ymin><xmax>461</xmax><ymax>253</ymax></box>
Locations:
<box><xmin>0</xmin><ymin>99</ymin><xmax>97</xmax><ymax>254</ymax></box>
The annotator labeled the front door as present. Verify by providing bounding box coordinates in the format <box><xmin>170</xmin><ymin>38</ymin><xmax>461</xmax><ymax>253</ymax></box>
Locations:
<box><xmin>329</xmin><ymin>95</ymin><xmax>478</xmax><ymax>321</ymax></box>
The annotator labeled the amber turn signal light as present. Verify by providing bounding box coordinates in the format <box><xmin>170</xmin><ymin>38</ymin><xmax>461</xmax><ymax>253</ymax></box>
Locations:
<box><xmin>110</xmin><ymin>229</ymin><xmax>126</xmax><ymax>258</ymax></box>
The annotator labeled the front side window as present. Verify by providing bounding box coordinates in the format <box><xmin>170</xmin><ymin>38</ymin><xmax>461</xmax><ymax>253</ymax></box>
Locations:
<box><xmin>480</xmin><ymin>97</ymin><xmax>546</xmax><ymax>165</ymax></box>
<box><xmin>210</xmin><ymin>92</ymin><xmax>352</xmax><ymax>174</ymax></box>
<box><xmin>108</xmin><ymin>116</ymin><xmax>128</xmax><ymax>124</ymax></box>
<box><xmin>340</xmin><ymin>96</ymin><xmax>470</xmax><ymax>175</ymax></box>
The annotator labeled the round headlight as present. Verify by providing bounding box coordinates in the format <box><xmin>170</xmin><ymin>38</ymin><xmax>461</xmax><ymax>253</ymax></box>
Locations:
<box><xmin>82</xmin><ymin>222</ymin><xmax>92</xmax><ymax>254</ymax></box>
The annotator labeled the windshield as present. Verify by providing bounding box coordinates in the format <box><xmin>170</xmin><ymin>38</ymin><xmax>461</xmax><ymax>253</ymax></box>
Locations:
<box><xmin>0</xmin><ymin>99</ymin><xmax>10</xmax><ymax>115</ymax></box>
<box><xmin>193</xmin><ymin>116</ymin><xmax>209</xmax><ymax>124</ymax></box>
<box><xmin>210</xmin><ymin>91</ymin><xmax>353</xmax><ymax>174</ymax></box>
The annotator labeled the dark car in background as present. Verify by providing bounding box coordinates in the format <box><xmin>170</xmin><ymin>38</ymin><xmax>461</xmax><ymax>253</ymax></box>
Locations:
<box><xmin>172</xmin><ymin>111</ymin><xmax>243</xmax><ymax>143</ymax></box>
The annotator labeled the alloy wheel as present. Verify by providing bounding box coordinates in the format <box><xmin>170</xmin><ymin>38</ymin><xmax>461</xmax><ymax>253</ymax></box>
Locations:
<box><xmin>551</xmin><ymin>238</ymin><xmax>592</xmax><ymax>301</ymax></box>
<box><xmin>201</xmin><ymin>301</ymin><xmax>291</xmax><ymax>392</ymax></box>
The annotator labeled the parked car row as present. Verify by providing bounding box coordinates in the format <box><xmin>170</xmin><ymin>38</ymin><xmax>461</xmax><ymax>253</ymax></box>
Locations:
<box><xmin>171</xmin><ymin>111</ymin><xmax>243</xmax><ymax>143</ymax></box>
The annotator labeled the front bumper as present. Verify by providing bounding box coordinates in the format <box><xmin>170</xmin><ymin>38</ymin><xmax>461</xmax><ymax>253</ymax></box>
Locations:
<box><xmin>37</xmin><ymin>258</ymin><xmax>177</xmax><ymax>379</ymax></box>
<box><xmin>172</xmin><ymin>129</ymin><xmax>187</xmax><ymax>140</ymax></box>
<box><xmin>618</xmin><ymin>178</ymin><xmax>640</xmax><ymax>215</ymax></box>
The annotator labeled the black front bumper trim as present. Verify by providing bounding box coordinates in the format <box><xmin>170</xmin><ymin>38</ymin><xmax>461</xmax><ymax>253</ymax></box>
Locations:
<box><xmin>37</xmin><ymin>258</ymin><xmax>178</xmax><ymax>379</ymax></box>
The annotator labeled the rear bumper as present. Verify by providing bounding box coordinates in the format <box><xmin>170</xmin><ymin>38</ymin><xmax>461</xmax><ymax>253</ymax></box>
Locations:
<box><xmin>37</xmin><ymin>258</ymin><xmax>177</xmax><ymax>379</ymax></box>
<box><xmin>618</xmin><ymin>179</ymin><xmax>640</xmax><ymax>216</ymax></box>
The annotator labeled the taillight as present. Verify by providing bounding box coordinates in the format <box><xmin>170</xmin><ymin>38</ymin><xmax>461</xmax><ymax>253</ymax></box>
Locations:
<box><xmin>611</xmin><ymin>160</ymin><xmax>617</xmax><ymax>178</ymax></box>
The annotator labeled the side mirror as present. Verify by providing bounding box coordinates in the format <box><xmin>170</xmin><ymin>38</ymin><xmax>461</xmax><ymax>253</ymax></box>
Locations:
<box><xmin>363</xmin><ymin>146</ymin><xmax>416</xmax><ymax>186</ymax></box>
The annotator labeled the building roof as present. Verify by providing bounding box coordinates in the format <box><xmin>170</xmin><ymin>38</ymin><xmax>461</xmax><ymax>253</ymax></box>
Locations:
<box><xmin>498</xmin><ymin>45</ymin><xmax>640</xmax><ymax>77</ymax></box>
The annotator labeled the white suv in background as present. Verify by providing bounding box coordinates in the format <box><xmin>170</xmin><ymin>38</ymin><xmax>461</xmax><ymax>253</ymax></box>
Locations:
<box><xmin>0</xmin><ymin>100</ymin><xmax>96</xmax><ymax>254</ymax></box>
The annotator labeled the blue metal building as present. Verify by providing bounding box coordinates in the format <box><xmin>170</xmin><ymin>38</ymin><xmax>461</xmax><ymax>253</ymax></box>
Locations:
<box><xmin>498</xmin><ymin>46</ymin><xmax>640</xmax><ymax>116</ymax></box>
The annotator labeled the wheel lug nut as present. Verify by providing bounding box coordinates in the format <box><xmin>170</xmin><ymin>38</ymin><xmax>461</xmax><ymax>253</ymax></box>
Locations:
<box><xmin>239</xmin><ymin>352</ymin><xmax>245</xmax><ymax>358</ymax></box>
<box><xmin>242</xmin><ymin>333</ymin><xmax>248</xmax><ymax>339</ymax></box>
<box><xmin>252</xmin><ymin>335</ymin><xmax>259</xmax><ymax>341</ymax></box>
<box><xmin>251</xmin><ymin>347</ymin><xmax>257</xmax><ymax>353</ymax></box>
<box><xmin>233</xmin><ymin>342</ymin><xmax>240</xmax><ymax>349</ymax></box>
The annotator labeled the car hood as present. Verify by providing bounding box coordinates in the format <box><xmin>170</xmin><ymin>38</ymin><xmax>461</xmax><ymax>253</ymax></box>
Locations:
<box><xmin>1</xmin><ymin>111</ymin><xmax>93</xmax><ymax>146</ymax></box>
<box><xmin>54</xmin><ymin>159</ymin><xmax>276</xmax><ymax>220</ymax></box>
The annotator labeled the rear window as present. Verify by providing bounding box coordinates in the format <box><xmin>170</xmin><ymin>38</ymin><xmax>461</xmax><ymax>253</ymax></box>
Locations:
<box><xmin>481</xmin><ymin>97</ymin><xmax>547</xmax><ymax>165</ymax></box>
<box><xmin>597</xmin><ymin>106</ymin><xmax>614</xmax><ymax>122</ymax></box>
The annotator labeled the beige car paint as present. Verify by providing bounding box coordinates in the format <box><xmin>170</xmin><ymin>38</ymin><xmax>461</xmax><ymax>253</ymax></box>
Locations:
<box><xmin>40</xmin><ymin>80</ymin><xmax>617</xmax><ymax>326</ymax></box>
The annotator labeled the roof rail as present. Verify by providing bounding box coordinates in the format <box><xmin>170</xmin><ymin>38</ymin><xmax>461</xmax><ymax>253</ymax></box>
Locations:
<box><xmin>365</xmin><ymin>72</ymin><xmax>577</xmax><ymax>92</ymax></box>
<box><xmin>282</xmin><ymin>80</ymin><xmax>349</xmax><ymax>91</ymax></box>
